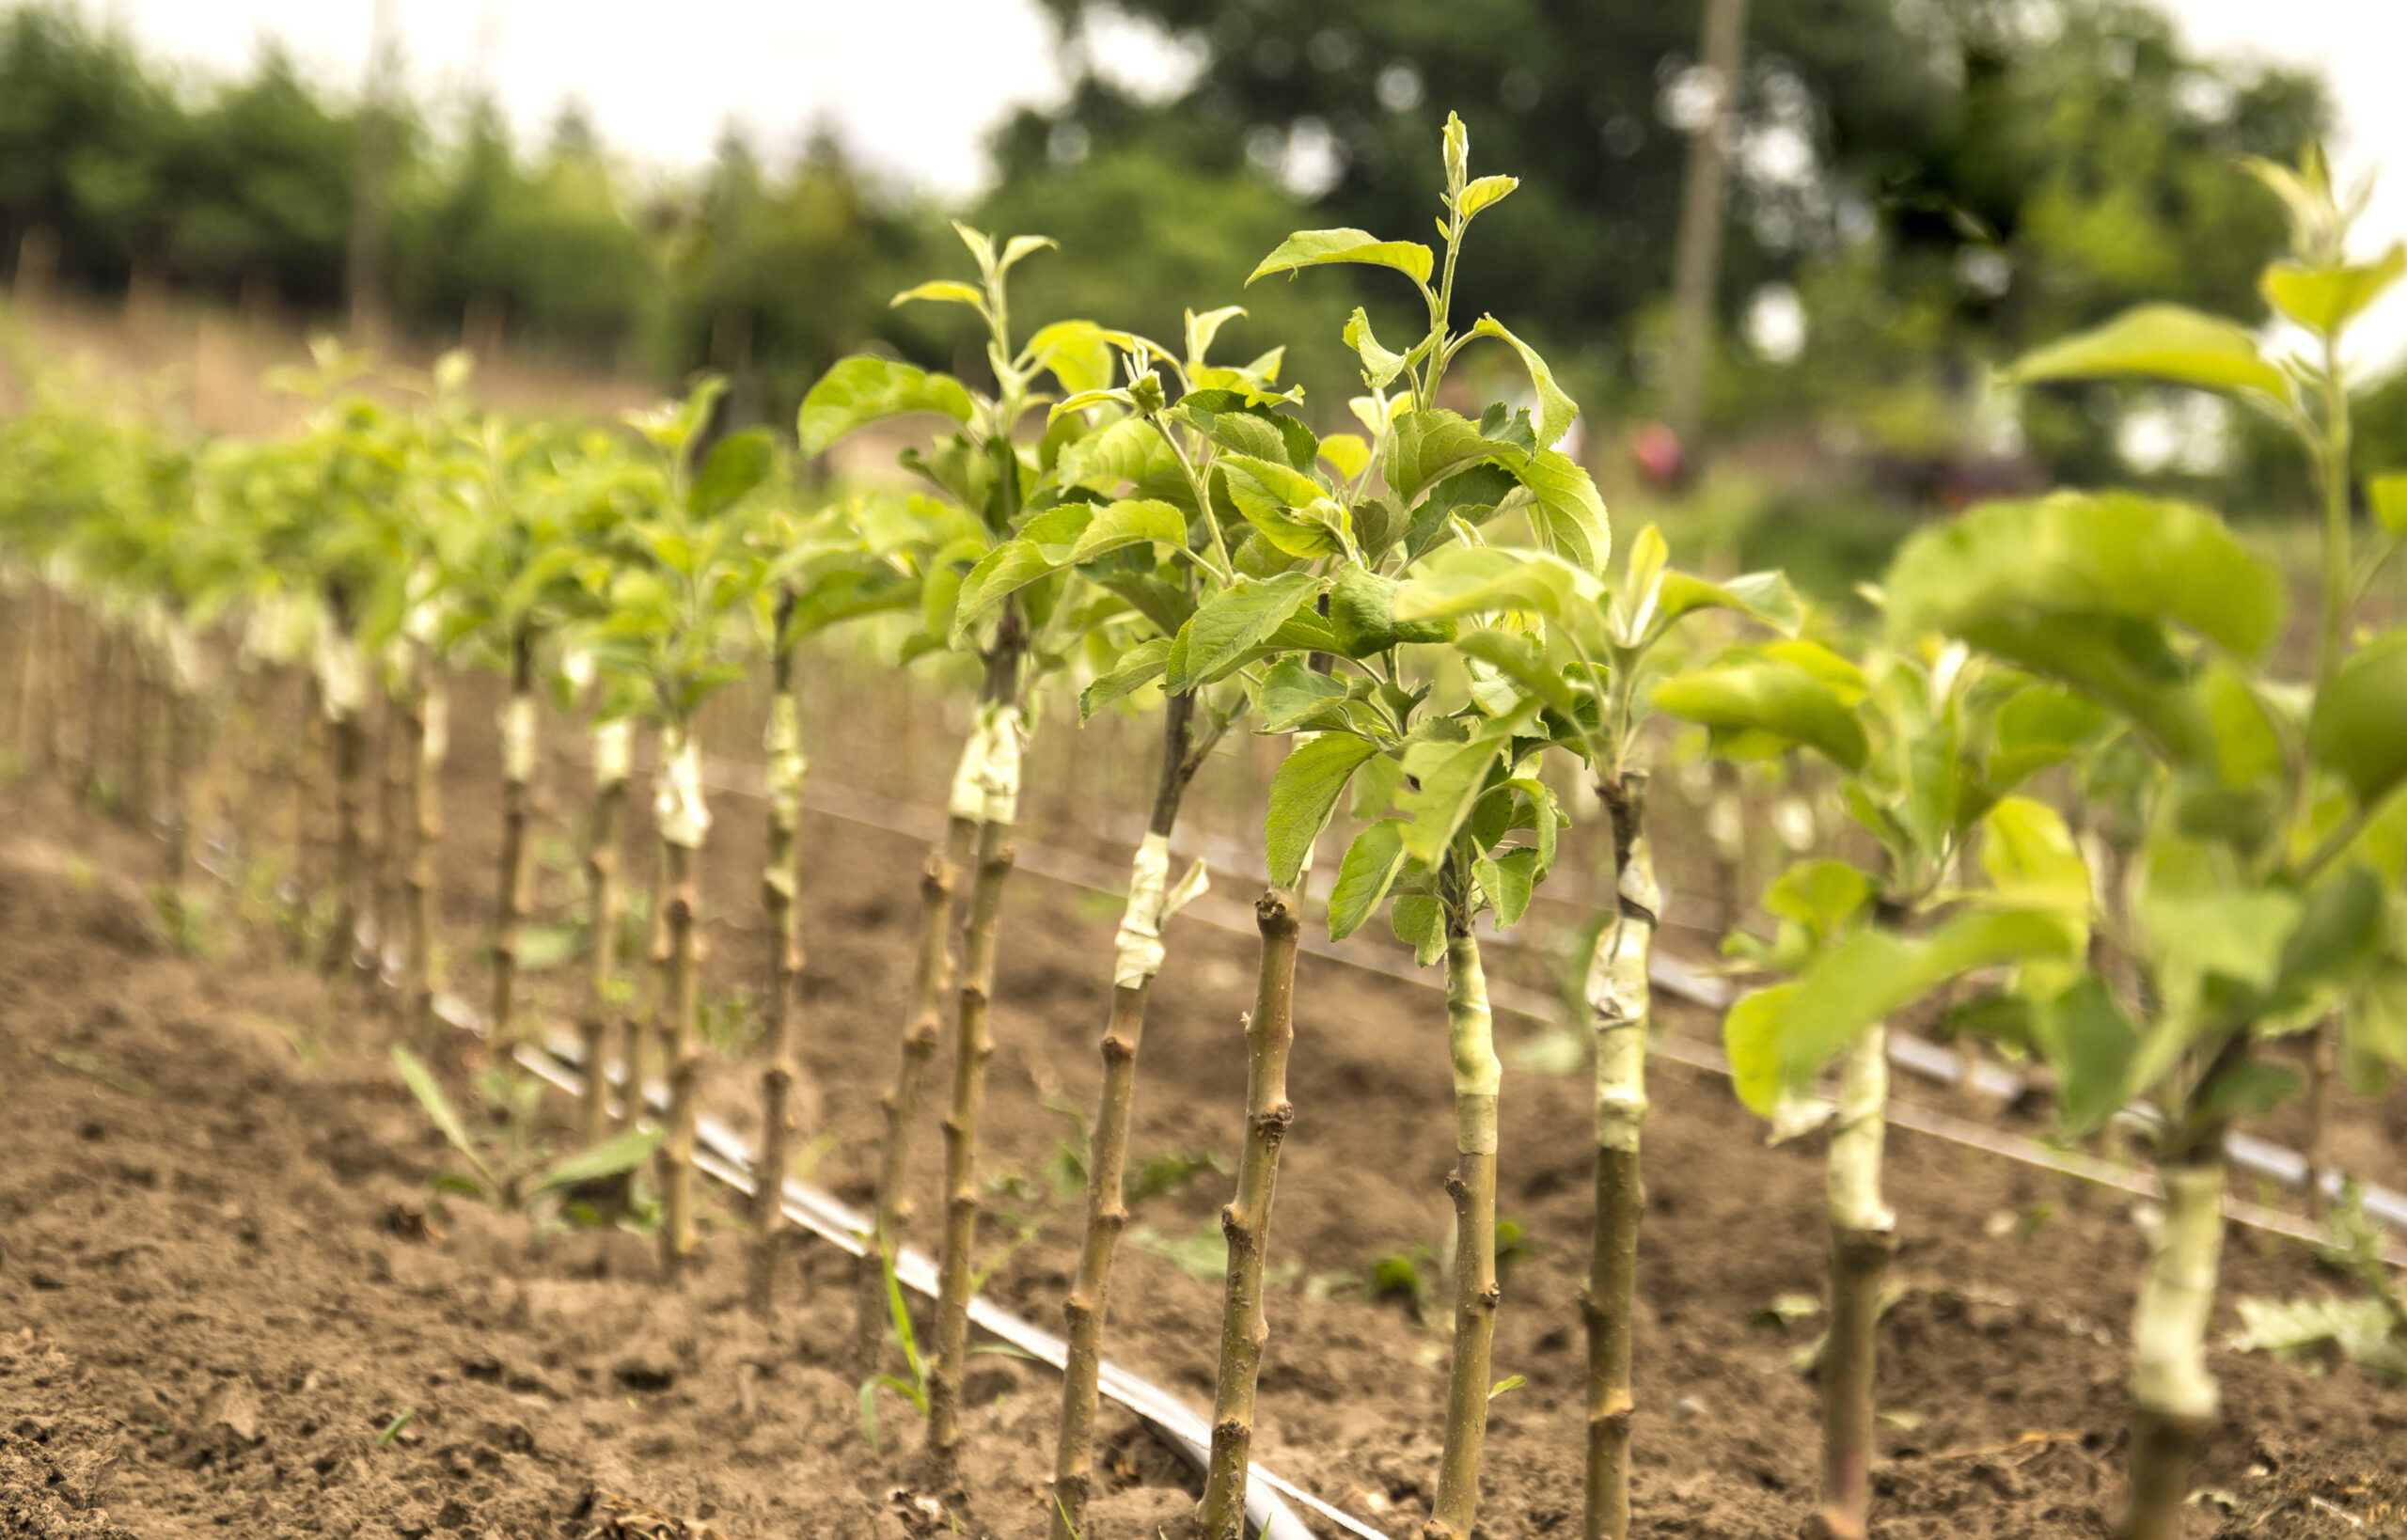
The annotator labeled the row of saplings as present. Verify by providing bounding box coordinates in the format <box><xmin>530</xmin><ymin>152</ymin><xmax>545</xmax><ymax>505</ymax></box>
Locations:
<box><xmin>4</xmin><ymin>121</ymin><xmax>2405</xmax><ymax>1540</ymax></box>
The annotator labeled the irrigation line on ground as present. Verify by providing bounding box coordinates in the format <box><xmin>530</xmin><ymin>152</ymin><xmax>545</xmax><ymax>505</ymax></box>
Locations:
<box><xmin>428</xmin><ymin>993</ymin><xmax>1362</xmax><ymax>1540</ymax></box>
<box><xmin>669</xmin><ymin>750</ymin><xmax>2407</xmax><ymax>1252</ymax></box>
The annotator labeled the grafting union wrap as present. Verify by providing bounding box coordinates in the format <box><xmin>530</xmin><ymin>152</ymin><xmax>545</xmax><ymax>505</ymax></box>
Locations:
<box><xmin>1111</xmin><ymin>833</ymin><xmax>1212</xmax><ymax>988</ymax></box>
<box><xmin>952</xmin><ymin>701</ymin><xmax>1025</xmax><ymax>827</ymax></box>
<box><xmin>654</xmin><ymin>723</ymin><xmax>713</xmax><ymax>851</ymax></box>
<box><xmin>764</xmin><ymin>696</ymin><xmax>808</xmax><ymax>821</ymax></box>
<box><xmin>590</xmin><ymin>717</ymin><xmax>634</xmax><ymax>788</ymax></box>
<box><xmin>313</xmin><ymin>628</ymin><xmax>369</xmax><ymax>722</ymax></box>
<box><xmin>1446</xmin><ymin>931</ymin><xmax>1501</xmax><ymax>1155</ymax></box>
<box><xmin>2132</xmin><ymin>1163</ymin><xmax>2226</xmax><ymax>1422</ymax></box>
<box><xmin>1588</xmin><ymin>822</ymin><xmax>1659</xmax><ymax>1155</ymax></box>
<box><xmin>499</xmin><ymin>693</ymin><xmax>540</xmax><ymax>785</ymax></box>
<box><xmin>1828</xmin><ymin>1027</ymin><xmax>1896</xmax><ymax>1234</ymax></box>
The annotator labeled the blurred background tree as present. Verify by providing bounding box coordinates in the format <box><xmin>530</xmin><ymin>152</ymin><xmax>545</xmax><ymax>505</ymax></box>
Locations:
<box><xmin>0</xmin><ymin>0</ymin><xmax>2390</xmax><ymax>585</ymax></box>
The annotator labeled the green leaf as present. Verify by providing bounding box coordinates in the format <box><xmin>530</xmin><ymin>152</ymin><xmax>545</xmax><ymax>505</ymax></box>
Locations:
<box><xmin>2370</xmin><ymin>474</ymin><xmax>2407</xmax><ymax>536</ymax></box>
<box><xmin>688</xmin><ymin>429</ymin><xmax>775</xmax><ymax>517</ymax></box>
<box><xmin>1723</xmin><ymin>984</ymin><xmax>1800</xmax><ymax>1119</ymax></box>
<box><xmin>2006</xmin><ymin>303</ymin><xmax>2290</xmax><ymax>399</ymax></box>
<box><xmin>1749</xmin><ymin>908</ymin><xmax>2085</xmax><ymax>1107</ymax></box>
<box><xmin>1318</xmin><ymin>432</ymin><xmax>1373</xmax><ymax>483</ymax></box>
<box><xmin>951</xmin><ymin>509</ymin><xmax>1092</xmax><ymax>641</ymax></box>
<box><xmin>1328</xmin><ymin>563</ymin><xmax>1454</xmax><ymax>658</ymax></box>
<box><xmin>890</xmin><ymin>278</ymin><xmax>986</xmax><ymax>311</ymax></box>
<box><xmin>1258</xmin><ymin>655</ymin><xmax>1350</xmax><ymax>732</ymax></box>
<box><xmin>1350</xmin><ymin>751</ymin><xmax>1406</xmax><ymax>820</ymax></box>
<box><xmin>1887</xmin><ymin>491</ymin><xmax>2284</xmax><ymax>662</ymax></box>
<box><xmin>1219</xmin><ymin>455</ymin><xmax>1349</xmax><ymax>558</ymax></box>
<box><xmin>2308</xmin><ymin>630</ymin><xmax>2407</xmax><ymax>807</ymax></box>
<box><xmin>1391</xmin><ymin>892</ymin><xmax>1447</xmax><ymax>966</ymax></box>
<box><xmin>1342</xmin><ymin>308</ymin><xmax>1426</xmax><ymax>388</ymax></box>
<box><xmin>1248</xmin><ymin>228</ymin><xmax>1435</xmax><ymax>289</ymax></box>
<box><xmin>1079</xmin><ymin>638</ymin><xmax>1172</xmax><ymax>720</ymax></box>
<box><xmin>1651</xmin><ymin>650</ymin><xmax>1869</xmax><ymax>772</ymax></box>
<box><xmin>1055</xmin><ymin>416</ymin><xmax>1177</xmax><ymax>491</ymax></box>
<box><xmin>1266</xmin><ymin>734</ymin><xmax>1380</xmax><ymax>888</ymax></box>
<box><xmin>1978</xmin><ymin>796</ymin><xmax>2090</xmax><ymax>913</ymax></box>
<box><xmin>1386</xmin><ymin>410</ymin><xmax>1509</xmax><ymax>505</ymax></box>
<box><xmin>1458</xmin><ymin>175</ymin><xmax>1518</xmax><ymax>219</ymax></box>
<box><xmin>1391</xmin><ymin>544</ymin><xmax>1610</xmax><ymax>656</ymax></box>
<box><xmin>1482</xmin><ymin>846</ymin><xmax>1542</xmax><ymax>926</ymax></box>
<box><xmin>1452</xmin><ymin>627</ymin><xmax>1585</xmax><ymax>718</ymax></box>
<box><xmin>1165</xmin><ymin>571</ymin><xmax>1325</xmax><ymax>692</ymax></box>
<box><xmin>2259</xmin><ymin>245</ymin><xmax>2405</xmax><ymax>336</ymax></box>
<box><xmin>1026</xmin><ymin>320</ymin><xmax>1117</xmax><ymax>397</ymax></box>
<box><xmin>1397</xmin><ymin>737</ymin><xmax>1508</xmax><ymax>864</ymax></box>
<box><xmin>2026</xmin><ymin>977</ymin><xmax>2139</xmax><ymax>1136</ymax></box>
<box><xmin>2138</xmin><ymin>887</ymin><xmax>2303</xmax><ymax>993</ymax></box>
<box><xmin>1068</xmin><ymin>498</ymin><xmax>1188</xmax><ymax>565</ymax></box>
<box><xmin>1467</xmin><ymin>317</ymin><xmax>1575</xmax><ymax>449</ymax></box>
<box><xmin>536</xmin><ymin>1128</ymin><xmax>663</xmax><ymax>1192</ymax></box>
<box><xmin>1328</xmin><ymin>819</ymin><xmax>1409</xmax><ymax>939</ymax></box>
<box><xmin>1763</xmin><ymin>860</ymin><xmax>1875</xmax><ymax>947</ymax></box>
<box><xmin>2348</xmin><ymin>960</ymin><xmax>2407</xmax><ymax>1077</ymax></box>
<box><xmin>1507</xmin><ymin>449</ymin><xmax>1612</xmax><ymax>575</ymax></box>
<box><xmin>390</xmin><ymin>1045</ymin><xmax>494</xmax><ymax>1188</ymax></box>
<box><xmin>1648</xmin><ymin>567</ymin><xmax>1802</xmax><ymax>639</ymax></box>
<box><xmin>796</xmin><ymin>356</ymin><xmax>973</xmax><ymax>459</ymax></box>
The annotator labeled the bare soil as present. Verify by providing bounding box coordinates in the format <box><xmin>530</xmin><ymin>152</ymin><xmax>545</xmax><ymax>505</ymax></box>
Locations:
<box><xmin>2</xmin><ymin>694</ymin><xmax>2404</xmax><ymax>1540</ymax></box>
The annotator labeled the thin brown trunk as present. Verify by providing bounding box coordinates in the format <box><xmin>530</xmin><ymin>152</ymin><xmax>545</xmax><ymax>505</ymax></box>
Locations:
<box><xmin>2305</xmin><ymin>1018</ymin><xmax>2336</xmax><ymax>1221</ymax></box>
<box><xmin>402</xmin><ymin>679</ymin><xmax>444</xmax><ymax>1045</ymax></box>
<box><xmin>926</xmin><ymin>804</ymin><xmax>1015</xmax><ymax>1468</ymax></box>
<box><xmin>372</xmin><ymin>682</ymin><xmax>409</xmax><ymax>993</ymax></box>
<box><xmin>1196</xmin><ymin>888</ymin><xmax>1302</xmax><ymax>1540</ymax></box>
<box><xmin>750</xmin><ymin>627</ymin><xmax>807</xmax><ymax>1315</ymax></box>
<box><xmin>620</xmin><ymin>820</ymin><xmax>671</xmax><ymax>1137</ymax></box>
<box><xmin>1813</xmin><ymin>1225</ymin><xmax>1896</xmax><ymax>1539</ymax></box>
<box><xmin>656</xmin><ymin>833</ymin><xmax>702</xmax><ymax>1274</ymax></box>
<box><xmin>324</xmin><ymin>669</ymin><xmax>368</xmax><ymax>983</ymax></box>
<box><xmin>577</xmin><ymin>730</ymin><xmax>630</xmax><ymax>1143</ymax></box>
<box><xmin>1052</xmin><ymin>693</ymin><xmax>1201</xmax><ymax>1539</ymax></box>
<box><xmin>1585</xmin><ymin>774</ymin><xmax>1655</xmax><ymax>1540</ymax></box>
<box><xmin>1429</xmin><ymin>912</ymin><xmax>1502</xmax><ymax>1540</ymax></box>
<box><xmin>855</xmin><ymin>809</ymin><xmax>973</xmax><ymax>1365</ymax></box>
<box><xmin>489</xmin><ymin>631</ymin><xmax>537</xmax><ymax>1053</ymax></box>
<box><xmin>927</xmin><ymin>633</ymin><xmax>1026</xmax><ymax>1468</ymax></box>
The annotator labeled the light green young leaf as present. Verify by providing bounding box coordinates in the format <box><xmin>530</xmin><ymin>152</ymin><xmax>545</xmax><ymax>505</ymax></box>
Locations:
<box><xmin>1760</xmin><ymin>907</ymin><xmax>2086</xmax><ymax>1105</ymax></box>
<box><xmin>1351</xmin><ymin>751</ymin><xmax>1406</xmax><ymax>820</ymax></box>
<box><xmin>1387</xmin><ymin>410</ymin><xmax>1508</xmax><ymax>504</ymax></box>
<box><xmin>1266</xmin><ymin>734</ymin><xmax>1380</xmax><ymax>888</ymax></box>
<box><xmin>1328</xmin><ymin>563</ymin><xmax>1453</xmax><ymax>657</ymax></box>
<box><xmin>1467</xmin><ymin>317</ymin><xmax>1575</xmax><ymax>449</ymax></box>
<box><xmin>890</xmin><ymin>279</ymin><xmax>987</xmax><ymax>312</ymax></box>
<box><xmin>1258</xmin><ymin>656</ymin><xmax>1350</xmax><ymax>732</ymax></box>
<box><xmin>1165</xmin><ymin>571</ymin><xmax>1325</xmax><ymax>692</ymax></box>
<box><xmin>1392</xmin><ymin>543</ymin><xmax>1609</xmax><ymax>656</ymax></box>
<box><xmin>2027</xmin><ymin>976</ymin><xmax>2140</xmax><ymax>1137</ymax></box>
<box><xmin>1220</xmin><ymin>455</ymin><xmax>1349</xmax><ymax>558</ymax></box>
<box><xmin>1318</xmin><ymin>432</ymin><xmax>1373</xmax><ymax>483</ymax></box>
<box><xmin>2259</xmin><ymin>245</ymin><xmax>2405</xmax><ymax>335</ymax></box>
<box><xmin>390</xmin><ymin>1045</ymin><xmax>495</xmax><ymax>1188</ymax></box>
<box><xmin>1068</xmin><ymin>498</ymin><xmax>1188</xmax><ymax>565</ymax></box>
<box><xmin>536</xmin><ymin>1128</ymin><xmax>663</xmax><ymax>1193</ymax></box>
<box><xmin>1026</xmin><ymin>320</ymin><xmax>1118</xmax><ymax>397</ymax></box>
<box><xmin>1886</xmin><ymin>490</ymin><xmax>2285</xmax><ymax>661</ymax></box>
<box><xmin>1451</xmin><ymin>628</ymin><xmax>1585</xmax><ymax>718</ymax></box>
<box><xmin>2308</xmin><ymin>629</ymin><xmax>2407</xmax><ymax>807</ymax></box>
<box><xmin>1392</xmin><ymin>892</ymin><xmax>1447</xmax><ymax>966</ymax></box>
<box><xmin>1506</xmin><ymin>449</ymin><xmax>1612</xmax><ymax>575</ymax></box>
<box><xmin>1343</xmin><ymin>308</ymin><xmax>1425</xmax><ymax>388</ymax></box>
<box><xmin>2370</xmin><ymin>474</ymin><xmax>2407</xmax><ymax>536</ymax></box>
<box><xmin>1651</xmin><ymin>651</ymin><xmax>1869</xmax><ymax>771</ymax></box>
<box><xmin>1457</xmin><ymin>175</ymin><xmax>1519</xmax><ymax>219</ymax></box>
<box><xmin>1978</xmin><ymin>795</ymin><xmax>2090</xmax><ymax>913</ymax></box>
<box><xmin>1328</xmin><ymin>819</ymin><xmax>1410</xmax><ymax>939</ymax></box>
<box><xmin>1079</xmin><ymin>637</ymin><xmax>1172</xmax><ymax>720</ymax></box>
<box><xmin>998</xmin><ymin>233</ymin><xmax>1057</xmax><ymax>274</ymax></box>
<box><xmin>1649</xmin><ymin>568</ymin><xmax>1802</xmax><ymax>639</ymax></box>
<box><xmin>1482</xmin><ymin>846</ymin><xmax>1543</xmax><ymax>926</ymax></box>
<box><xmin>1723</xmin><ymin>983</ymin><xmax>1800</xmax><ymax>1119</ymax></box>
<box><xmin>1248</xmin><ymin>228</ymin><xmax>1436</xmax><ymax>289</ymax></box>
<box><xmin>1055</xmin><ymin>416</ymin><xmax>1177</xmax><ymax>491</ymax></box>
<box><xmin>2005</xmin><ymin>303</ymin><xmax>2290</xmax><ymax>400</ymax></box>
<box><xmin>689</xmin><ymin>429</ymin><xmax>775</xmax><ymax>516</ymax></box>
<box><xmin>797</xmin><ymin>356</ymin><xmax>974</xmax><ymax>459</ymax></box>
<box><xmin>1397</xmin><ymin>737</ymin><xmax>1507</xmax><ymax>864</ymax></box>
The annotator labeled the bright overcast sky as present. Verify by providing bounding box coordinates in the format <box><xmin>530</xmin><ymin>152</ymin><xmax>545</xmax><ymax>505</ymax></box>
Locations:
<box><xmin>101</xmin><ymin>0</ymin><xmax>2407</xmax><ymax>357</ymax></box>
